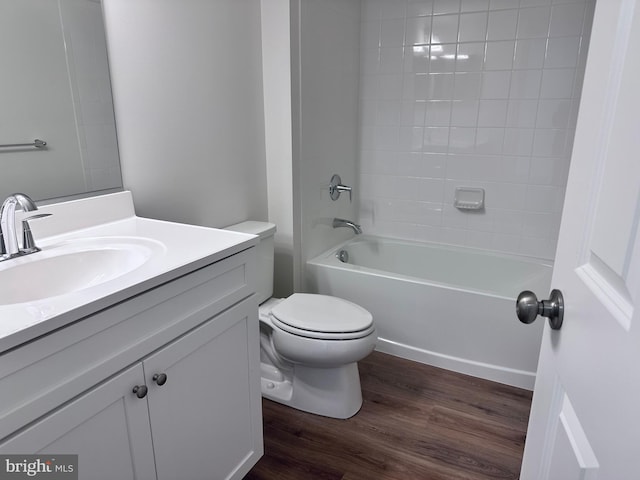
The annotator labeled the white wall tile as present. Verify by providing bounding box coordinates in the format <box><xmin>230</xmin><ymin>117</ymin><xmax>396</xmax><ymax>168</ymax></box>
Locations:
<box><xmin>540</xmin><ymin>68</ymin><xmax>575</xmax><ymax>98</ymax></box>
<box><xmin>535</xmin><ymin>99</ymin><xmax>571</xmax><ymax>128</ymax></box>
<box><xmin>516</xmin><ymin>7</ymin><xmax>551</xmax><ymax>39</ymax></box>
<box><xmin>434</xmin><ymin>0</ymin><xmax>461</xmax><ymax>15</ymax></box>
<box><xmin>451</xmin><ymin>99</ymin><xmax>480</xmax><ymax>126</ymax></box>
<box><xmin>399</xmin><ymin>126</ymin><xmax>425</xmax><ymax>151</ymax></box>
<box><xmin>477</xmin><ymin>99</ymin><xmax>508</xmax><ymax>126</ymax></box>
<box><xmin>449</xmin><ymin>127</ymin><xmax>476</xmax><ymax>153</ymax></box>
<box><xmin>425</xmin><ymin>100</ymin><xmax>453</xmax><ymax>126</ymax></box>
<box><xmin>381</xmin><ymin>18</ymin><xmax>405</xmax><ymax>46</ymax></box>
<box><xmin>489</xmin><ymin>0</ymin><xmax>514</xmax><ymax>9</ymax></box>
<box><xmin>544</xmin><ymin>36</ymin><xmax>580</xmax><ymax>68</ymax></box>
<box><xmin>506</xmin><ymin>99</ymin><xmax>538</xmax><ymax>127</ymax></box>
<box><xmin>513</xmin><ymin>38</ymin><xmax>547</xmax><ymax>69</ymax></box>
<box><xmin>528</xmin><ymin>156</ymin><xmax>570</xmax><ymax>186</ymax></box>
<box><xmin>461</xmin><ymin>0</ymin><xmax>490</xmax><ymax>12</ymax></box>
<box><xmin>484</xmin><ymin>40</ymin><xmax>515</xmax><ymax>70</ymax></box>
<box><xmin>422</xmin><ymin>127</ymin><xmax>449</xmax><ymax>153</ymax></box>
<box><xmin>361</xmin><ymin>21</ymin><xmax>381</xmax><ymax>47</ymax></box>
<box><xmin>503</xmin><ymin>127</ymin><xmax>534</xmax><ymax>155</ymax></box>
<box><xmin>379</xmin><ymin>47</ymin><xmax>404</xmax><ymax>72</ymax></box>
<box><xmin>403</xmin><ymin>73</ymin><xmax>430</xmax><ymax>99</ymax></box>
<box><xmin>406</xmin><ymin>17</ymin><xmax>432</xmax><ymax>45</ymax></box>
<box><xmin>509</xmin><ymin>69</ymin><xmax>542</xmax><ymax>98</ymax></box>
<box><xmin>525</xmin><ymin>184</ymin><xmax>565</xmax><ymax>212</ymax></box>
<box><xmin>520</xmin><ymin>0</ymin><xmax>552</xmax><ymax>7</ymax></box>
<box><xmin>357</xmin><ymin>0</ymin><xmax>595</xmax><ymax>259</ymax></box>
<box><xmin>372</xmin><ymin>126</ymin><xmax>398</xmax><ymax>151</ymax></box>
<box><xmin>549</xmin><ymin>3</ymin><xmax>586</xmax><ymax>37</ymax></box>
<box><xmin>380</xmin><ymin>0</ymin><xmax>407</xmax><ymax>19</ymax></box>
<box><xmin>476</xmin><ymin>127</ymin><xmax>505</xmax><ymax>154</ymax></box>
<box><xmin>408</xmin><ymin>0</ymin><xmax>434</xmax><ymax>17</ymax></box>
<box><xmin>404</xmin><ymin>46</ymin><xmax>430</xmax><ymax>72</ymax></box>
<box><xmin>401</xmin><ymin>99</ymin><xmax>427</xmax><ymax>125</ymax></box>
<box><xmin>487</xmin><ymin>9</ymin><xmax>518</xmax><ymax>40</ymax></box>
<box><xmin>428</xmin><ymin>72</ymin><xmax>455</xmax><ymax>99</ymax></box>
<box><xmin>431</xmin><ymin>14</ymin><xmax>460</xmax><ymax>44</ymax></box>
<box><xmin>456</xmin><ymin>42</ymin><xmax>486</xmax><ymax>71</ymax></box>
<box><xmin>378</xmin><ymin>73</ymin><xmax>404</xmax><ymax>98</ymax></box>
<box><xmin>481</xmin><ymin>70</ymin><xmax>511</xmax><ymax>99</ymax></box>
<box><xmin>459</xmin><ymin>12</ymin><xmax>488</xmax><ymax>42</ymax></box>
<box><xmin>423</xmin><ymin>126</ymin><xmax>451</xmax><ymax>152</ymax></box>
<box><xmin>420</xmin><ymin>153</ymin><xmax>447</xmax><ymax>177</ymax></box>
<box><xmin>532</xmin><ymin>128</ymin><xmax>568</xmax><ymax>157</ymax></box>
<box><xmin>430</xmin><ymin>44</ymin><xmax>458</xmax><ymax>72</ymax></box>
<box><xmin>376</xmin><ymin>99</ymin><xmax>402</xmax><ymax>125</ymax></box>
<box><xmin>454</xmin><ymin>72</ymin><xmax>483</xmax><ymax>99</ymax></box>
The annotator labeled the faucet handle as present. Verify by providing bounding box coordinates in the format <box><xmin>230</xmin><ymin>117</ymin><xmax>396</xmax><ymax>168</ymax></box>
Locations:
<box><xmin>329</xmin><ymin>174</ymin><xmax>353</xmax><ymax>203</ymax></box>
<box><xmin>21</xmin><ymin>213</ymin><xmax>52</xmax><ymax>254</ymax></box>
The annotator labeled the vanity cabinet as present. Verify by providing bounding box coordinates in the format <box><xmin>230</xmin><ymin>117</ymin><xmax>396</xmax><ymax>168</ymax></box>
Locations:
<box><xmin>0</xmin><ymin>363</ymin><xmax>157</xmax><ymax>479</ymax></box>
<box><xmin>0</xmin><ymin>248</ymin><xmax>262</xmax><ymax>480</ymax></box>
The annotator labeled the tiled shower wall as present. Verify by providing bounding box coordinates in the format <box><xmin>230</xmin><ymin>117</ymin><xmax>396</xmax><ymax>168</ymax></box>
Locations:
<box><xmin>358</xmin><ymin>0</ymin><xmax>595</xmax><ymax>259</ymax></box>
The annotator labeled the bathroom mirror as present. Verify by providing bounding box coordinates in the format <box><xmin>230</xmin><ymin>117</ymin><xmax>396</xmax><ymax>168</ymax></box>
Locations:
<box><xmin>0</xmin><ymin>0</ymin><xmax>122</xmax><ymax>202</ymax></box>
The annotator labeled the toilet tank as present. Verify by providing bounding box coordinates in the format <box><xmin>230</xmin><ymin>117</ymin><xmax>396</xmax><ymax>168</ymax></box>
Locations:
<box><xmin>224</xmin><ymin>221</ymin><xmax>276</xmax><ymax>304</ymax></box>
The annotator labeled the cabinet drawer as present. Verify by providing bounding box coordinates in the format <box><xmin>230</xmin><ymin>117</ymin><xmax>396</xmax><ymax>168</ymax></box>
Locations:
<box><xmin>0</xmin><ymin>248</ymin><xmax>255</xmax><ymax>439</ymax></box>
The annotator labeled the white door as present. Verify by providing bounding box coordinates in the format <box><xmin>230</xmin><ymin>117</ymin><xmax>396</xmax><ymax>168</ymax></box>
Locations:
<box><xmin>519</xmin><ymin>0</ymin><xmax>640</xmax><ymax>478</ymax></box>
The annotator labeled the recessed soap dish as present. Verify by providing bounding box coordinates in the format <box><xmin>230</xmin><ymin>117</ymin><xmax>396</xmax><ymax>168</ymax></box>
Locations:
<box><xmin>454</xmin><ymin>187</ymin><xmax>485</xmax><ymax>210</ymax></box>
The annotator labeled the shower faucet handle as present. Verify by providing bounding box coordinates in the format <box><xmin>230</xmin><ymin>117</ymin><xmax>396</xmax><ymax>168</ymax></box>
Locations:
<box><xmin>329</xmin><ymin>174</ymin><xmax>352</xmax><ymax>202</ymax></box>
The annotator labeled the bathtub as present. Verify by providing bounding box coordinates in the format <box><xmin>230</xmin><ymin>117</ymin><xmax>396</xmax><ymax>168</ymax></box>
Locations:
<box><xmin>306</xmin><ymin>236</ymin><xmax>552</xmax><ymax>390</ymax></box>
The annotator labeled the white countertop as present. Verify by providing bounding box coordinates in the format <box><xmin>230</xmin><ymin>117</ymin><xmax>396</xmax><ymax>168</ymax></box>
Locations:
<box><xmin>0</xmin><ymin>192</ymin><xmax>257</xmax><ymax>352</ymax></box>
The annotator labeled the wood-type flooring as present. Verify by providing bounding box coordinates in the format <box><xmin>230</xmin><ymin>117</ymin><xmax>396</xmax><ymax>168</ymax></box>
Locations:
<box><xmin>244</xmin><ymin>351</ymin><xmax>532</xmax><ymax>480</ymax></box>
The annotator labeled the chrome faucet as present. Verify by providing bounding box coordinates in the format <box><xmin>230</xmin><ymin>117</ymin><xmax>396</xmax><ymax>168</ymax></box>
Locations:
<box><xmin>332</xmin><ymin>218</ymin><xmax>362</xmax><ymax>234</ymax></box>
<box><xmin>0</xmin><ymin>193</ymin><xmax>39</xmax><ymax>258</ymax></box>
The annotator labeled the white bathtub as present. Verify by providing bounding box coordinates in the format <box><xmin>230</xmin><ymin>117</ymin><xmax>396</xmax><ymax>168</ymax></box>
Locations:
<box><xmin>306</xmin><ymin>236</ymin><xmax>552</xmax><ymax>390</ymax></box>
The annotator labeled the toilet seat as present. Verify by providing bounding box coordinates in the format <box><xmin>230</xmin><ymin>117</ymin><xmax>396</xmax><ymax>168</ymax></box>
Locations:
<box><xmin>270</xmin><ymin>293</ymin><xmax>374</xmax><ymax>340</ymax></box>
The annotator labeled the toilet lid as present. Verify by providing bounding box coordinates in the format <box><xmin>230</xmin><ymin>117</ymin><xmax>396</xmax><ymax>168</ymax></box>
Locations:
<box><xmin>271</xmin><ymin>293</ymin><xmax>373</xmax><ymax>334</ymax></box>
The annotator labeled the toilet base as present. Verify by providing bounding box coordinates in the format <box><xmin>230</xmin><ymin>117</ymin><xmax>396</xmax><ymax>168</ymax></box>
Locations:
<box><xmin>260</xmin><ymin>361</ymin><xmax>363</xmax><ymax>419</ymax></box>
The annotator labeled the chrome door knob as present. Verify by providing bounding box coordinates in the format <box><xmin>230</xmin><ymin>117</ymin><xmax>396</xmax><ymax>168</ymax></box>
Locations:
<box><xmin>516</xmin><ymin>289</ymin><xmax>564</xmax><ymax>330</ymax></box>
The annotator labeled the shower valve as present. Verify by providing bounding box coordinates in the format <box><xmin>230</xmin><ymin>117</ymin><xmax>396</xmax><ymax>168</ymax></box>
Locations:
<box><xmin>329</xmin><ymin>174</ymin><xmax>352</xmax><ymax>202</ymax></box>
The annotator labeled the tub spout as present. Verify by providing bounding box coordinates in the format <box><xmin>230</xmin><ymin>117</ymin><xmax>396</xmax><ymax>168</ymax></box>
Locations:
<box><xmin>333</xmin><ymin>218</ymin><xmax>362</xmax><ymax>234</ymax></box>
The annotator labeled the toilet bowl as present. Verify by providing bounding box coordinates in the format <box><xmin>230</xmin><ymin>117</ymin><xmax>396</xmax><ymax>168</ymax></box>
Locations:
<box><xmin>225</xmin><ymin>221</ymin><xmax>377</xmax><ymax>419</ymax></box>
<box><xmin>259</xmin><ymin>294</ymin><xmax>376</xmax><ymax>418</ymax></box>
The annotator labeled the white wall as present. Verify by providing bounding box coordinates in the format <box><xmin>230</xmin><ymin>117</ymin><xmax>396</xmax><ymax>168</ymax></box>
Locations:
<box><xmin>357</xmin><ymin>0</ymin><xmax>595</xmax><ymax>259</ymax></box>
<box><xmin>103</xmin><ymin>0</ymin><xmax>268</xmax><ymax>228</ymax></box>
<box><xmin>292</xmin><ymin>0</ymin><xmax>362</xmax><ymax>289</ymax></box>
<box><xmin>261</xmin><ymin>0</ymin><xmax>294</xmax><ymax>297</ymax></box>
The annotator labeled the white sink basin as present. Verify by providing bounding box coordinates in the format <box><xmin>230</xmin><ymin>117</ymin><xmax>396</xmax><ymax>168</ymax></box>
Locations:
<box><xmin>0</xmin><ymin>237</ymin><xmax>165</xmax><ymax>305</ymax></box>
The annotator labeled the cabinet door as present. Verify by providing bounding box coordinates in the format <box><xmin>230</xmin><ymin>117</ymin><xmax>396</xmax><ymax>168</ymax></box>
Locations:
<box><xmin>144</xmin><ymin>299</ymin><xmax>262</xmax><ymax>480</ymax></box>
<box><xmin>0</xmin><ymin>364</ymin><xmax>157</xmax><ymax>480</ymax></box>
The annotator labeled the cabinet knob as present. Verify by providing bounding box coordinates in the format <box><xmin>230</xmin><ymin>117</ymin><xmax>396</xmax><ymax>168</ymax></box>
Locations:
<box><xmin>153</xmin><ymin>373</ymin><xmax>168</xmax><ymax>386</ymax></box>
<box><xmin>132</xmin><ymin>385</ymin><xmax>148</xmax><ymax>399</ymax></box>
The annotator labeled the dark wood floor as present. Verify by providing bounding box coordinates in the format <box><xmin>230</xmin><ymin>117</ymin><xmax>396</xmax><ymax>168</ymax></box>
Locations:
<box><xmin>244</xmin><ymin>351</ymin><xmax>532</xmax><ymax>480</ymax></box>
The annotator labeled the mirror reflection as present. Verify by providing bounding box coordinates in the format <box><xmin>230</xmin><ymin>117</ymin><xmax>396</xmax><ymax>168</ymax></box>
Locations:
<box><xmin>0</xmin><ymin>0</ymin><xmax>122</xmax><ymax>202</ymax></box>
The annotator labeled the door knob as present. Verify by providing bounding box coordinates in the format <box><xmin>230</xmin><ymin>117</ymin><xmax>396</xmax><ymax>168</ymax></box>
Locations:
<box><xmin>516</xmin><ymin>289</ymin><xmax>564</xmax><ymax>330</ymax></box>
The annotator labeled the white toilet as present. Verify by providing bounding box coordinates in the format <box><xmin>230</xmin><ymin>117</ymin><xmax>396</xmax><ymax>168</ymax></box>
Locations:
<box><xmin>226</xmin><ymin>221</ymin><xmax>377</xmax><ymax>419</ymax></box>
